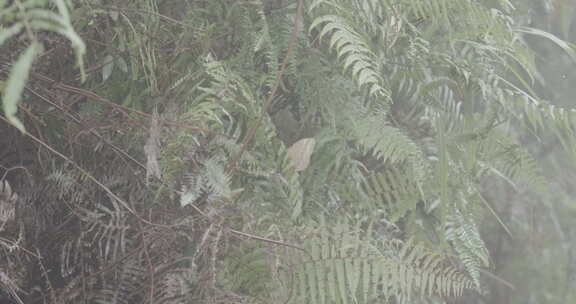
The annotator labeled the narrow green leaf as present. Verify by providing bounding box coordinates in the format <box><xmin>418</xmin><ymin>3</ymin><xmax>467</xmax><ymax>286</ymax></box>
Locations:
<box><xmin>2</xmin><ymin>42</ymin><xmax>41</xmax><ymax>133</ymax></box>
<box><xmin>516</xmin><ymin>27</ymin><xmax>576</xmax><ymax>63</ymax></box>
<box><xmin>53</xmin><ymin>0</ymin><xmax>87</xmax><ymax>81</ymax></box>
<box><xmin>53</xmin><ymin>0</ymin><xmax>71</xmax><ymax>21</ymax></box>
<box><xmin>0</xmin><ymin>23</ymin><xmax>23</xmax><ymax>45</ymax></box>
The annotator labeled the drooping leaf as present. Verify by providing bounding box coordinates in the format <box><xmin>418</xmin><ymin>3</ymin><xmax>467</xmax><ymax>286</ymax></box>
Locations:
<box><xmin>287</xmin><ymin>137</ymin><xmax>316</xmax><ymax>171</ymax></box>
<box><xmin>2</xmin><ymin>42</ymin><xmax>42</xmax><ymax>133</ymax></box>
<box><xmin>515</xmin><ymin>26</ymin><xmax>576</xmax><ymax>64</ymax></box>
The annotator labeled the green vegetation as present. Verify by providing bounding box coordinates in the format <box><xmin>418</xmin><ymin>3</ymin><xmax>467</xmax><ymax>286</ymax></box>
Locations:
<box><xmin>1</xmin><ymin>0</ymin><xmax>576</xmax><ymax>303</ymax></box>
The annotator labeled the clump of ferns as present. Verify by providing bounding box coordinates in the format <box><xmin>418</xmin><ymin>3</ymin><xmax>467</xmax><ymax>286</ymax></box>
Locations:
<box><xmin>275</xmin><ymin>218</ymin><xmax>477</xmax><ymax>304</ymax></box>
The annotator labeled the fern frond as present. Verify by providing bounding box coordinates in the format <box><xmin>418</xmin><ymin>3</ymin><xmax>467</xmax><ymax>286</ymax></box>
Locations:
<box><xmin>355</xmin><ymin>116</ymin><xmax>423</xmax><ymax>163</ymax></box>
<box><xmin>363</xmin><ymin>166</ymin><xmax>421</xmax><ymax>221</ymax></box>
<box><xmin>95</xmin><ymin>260</ymin><xmax>146</xmax><ymax>304</ymax></box>
<box><xmin>445</xmin><ymin>207</ymin><xmax>489</xmax><ymax>290</ymax></box>
<box><xmin>204</xmin><ymin>157</ymin><xmax>232</xmax><ymax>198</ymax></box>
<box><xmin>180</xmin><ymin>172</ymin><xmax>204</xmax><ymax>207</ymax></box>
<box><xmin>289</xmin><ymin>219</ymin><xmax>475</xmax><ymax>304</ymax></box>
<box><xmin>152</xmin><ymin>268</ymin><xmax>197</xmax><ymax>304</ymax></box>
<box><xmin>75</xmin><ymin>200</ymin><xmax>129</xmax><ymax>263</ymax></box>
<box><xmin>477</xmin><ymin>128</ymin><xmax>546</xmax><ymax>193</ymax></box>
<box><xmin>309</xmin><ymin>4</ymin><xmax>389</xmax><ymax>100</ymax></box>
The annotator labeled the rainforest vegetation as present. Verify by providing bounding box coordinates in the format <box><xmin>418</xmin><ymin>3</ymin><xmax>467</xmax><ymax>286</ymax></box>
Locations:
<box><xmin>1</xmin><ymin>0</ymin><xmax>576</xmax><ymax>303</ymax></box>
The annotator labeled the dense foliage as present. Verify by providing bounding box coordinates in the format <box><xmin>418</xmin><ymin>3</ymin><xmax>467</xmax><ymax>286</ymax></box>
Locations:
<box><xmin>1</xmin><ymin>0</ymin><xmax>576</xmax><ymax>303</ymax></box>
